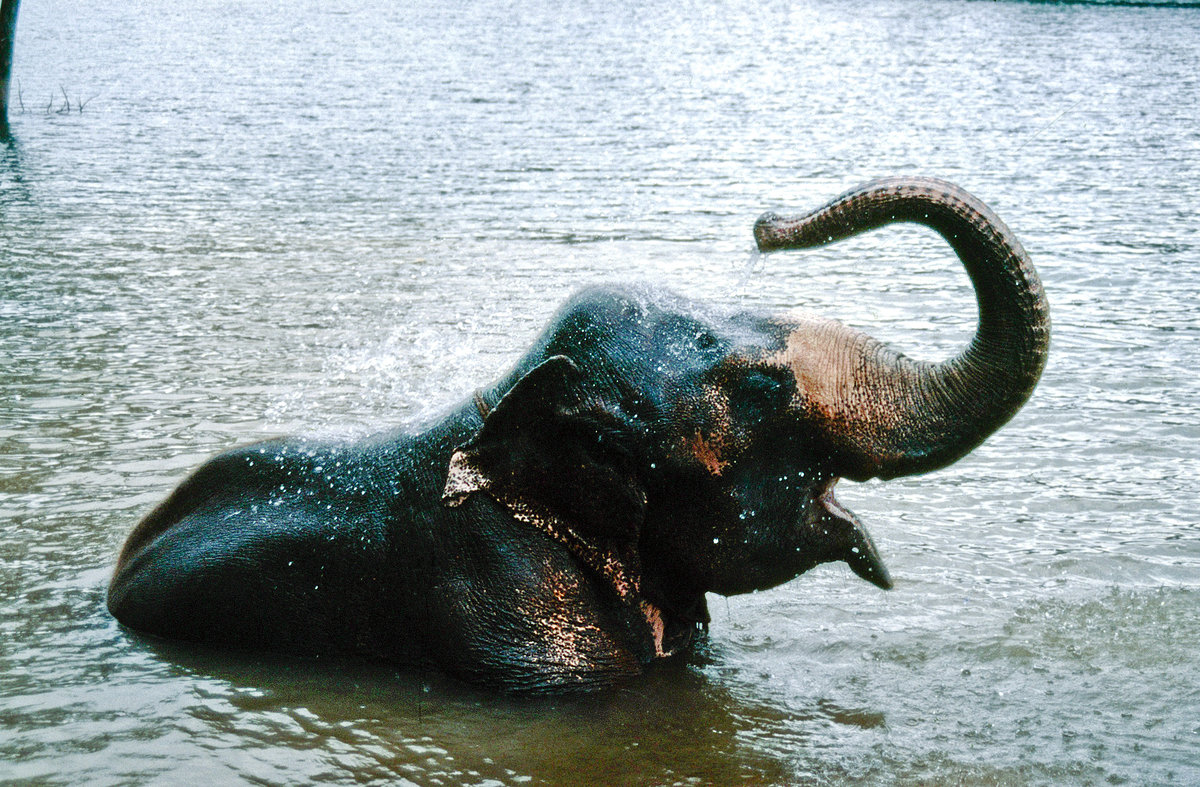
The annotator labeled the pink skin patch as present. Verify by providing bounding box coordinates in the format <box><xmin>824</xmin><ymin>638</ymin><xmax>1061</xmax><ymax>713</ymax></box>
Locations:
<box><xmin>685</xmin><ymin>432</ymin><xmax>730</xmax><ymax>477</ymax></box>
<box><xmin>638</xmin><ymin>601</ymin><xmax>670</xmax><ymax>658</ymax></box>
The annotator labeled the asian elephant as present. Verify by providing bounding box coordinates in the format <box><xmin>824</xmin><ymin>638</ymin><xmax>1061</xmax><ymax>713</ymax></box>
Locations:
<box><xmin>108</xmin><ymin>177</ymin><xmax>1050</xmax><ymax>694</ymax></box>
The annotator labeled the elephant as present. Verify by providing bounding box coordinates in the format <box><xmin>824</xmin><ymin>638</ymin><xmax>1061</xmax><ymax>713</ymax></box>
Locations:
<box><xmin>108</xmin><ymin>177</ymin><xmax>1050</xmax><ymax>694</ymax></box>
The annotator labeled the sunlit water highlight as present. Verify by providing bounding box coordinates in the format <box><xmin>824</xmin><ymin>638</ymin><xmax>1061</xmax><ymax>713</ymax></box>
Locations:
<box><xmin>3</xmin><ymin>0</ymin><xmax>1199</xmax><ymax>784</ymax></box>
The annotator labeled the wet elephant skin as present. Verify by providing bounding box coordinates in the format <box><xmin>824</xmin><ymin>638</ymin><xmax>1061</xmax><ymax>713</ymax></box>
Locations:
<box><xmin>108</xmin><ymin>178</ymin><xmax>1050</xmax><ymax>694</ymax></box>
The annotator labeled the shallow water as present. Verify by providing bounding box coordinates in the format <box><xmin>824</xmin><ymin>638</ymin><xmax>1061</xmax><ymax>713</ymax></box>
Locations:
<box><xmin>3</xmin><ymin>0</ymin><xmax>1199</xmax><ymax>784</ymax></box>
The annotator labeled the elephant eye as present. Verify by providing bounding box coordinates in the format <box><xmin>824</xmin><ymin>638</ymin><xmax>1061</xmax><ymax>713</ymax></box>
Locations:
<box><xmin>732</xmin><ymin>369</ymin><xmax>792</xmax><ymax>420</ymax></box>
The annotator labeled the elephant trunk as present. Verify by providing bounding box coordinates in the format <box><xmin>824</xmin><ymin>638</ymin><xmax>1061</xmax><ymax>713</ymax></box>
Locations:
<box><xmin>755</xmin><ymin>177</ymin><xmax>1050</xmax><ymax>481</ymax></box>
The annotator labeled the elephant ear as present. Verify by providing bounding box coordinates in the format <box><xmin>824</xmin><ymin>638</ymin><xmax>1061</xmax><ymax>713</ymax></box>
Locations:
<box><xmin>443</xmin><ymin>356</ymin><xmax>648</xmax><ymax>600</ymax></box>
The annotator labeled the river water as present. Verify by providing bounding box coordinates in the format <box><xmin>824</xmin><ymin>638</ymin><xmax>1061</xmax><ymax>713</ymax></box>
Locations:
<box><xmin>3</xmin><ymin>0</ymin><xmax>1199</xmax><ymax>784</ymax></box>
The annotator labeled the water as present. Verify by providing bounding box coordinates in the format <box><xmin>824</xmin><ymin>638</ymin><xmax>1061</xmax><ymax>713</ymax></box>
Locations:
<box><xmin>3</xmin><ymin>0</ymin><xmax>1199</xmax><ymax>783</ymax></box>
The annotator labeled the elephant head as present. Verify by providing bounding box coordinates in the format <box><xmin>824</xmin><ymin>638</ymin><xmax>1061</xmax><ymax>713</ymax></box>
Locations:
<box><xmin>443</xmin><ymin>177</ymin><xmax>1050</xmax><ymax>631</ymax></box>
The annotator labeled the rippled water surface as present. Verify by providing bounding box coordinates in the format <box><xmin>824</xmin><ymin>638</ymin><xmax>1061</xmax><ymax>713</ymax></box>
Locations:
<box><xmin>3</xmin><ymin>0</ymin><xmax>1199</xmax><ymax>784</ymax></box>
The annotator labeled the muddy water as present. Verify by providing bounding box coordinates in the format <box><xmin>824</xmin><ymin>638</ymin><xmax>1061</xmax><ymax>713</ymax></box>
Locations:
<box><xmin>3</xmin><ymin>0</ymin><xmax>1199</xmax><ymax>784</ymax></box>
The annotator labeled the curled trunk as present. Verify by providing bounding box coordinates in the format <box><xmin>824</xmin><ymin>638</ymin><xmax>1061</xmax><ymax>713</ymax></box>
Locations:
<box><xmin>755</xmin><ymin>177</ymin><xmax>1050</xmax><ymax>481</ymax></box>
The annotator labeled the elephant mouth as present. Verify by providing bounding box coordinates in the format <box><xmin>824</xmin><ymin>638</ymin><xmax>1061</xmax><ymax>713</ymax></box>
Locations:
<box><xmin>817</xmin><ymin>479</ymin><xmax>893</xmax><ymax>590</ymax></box>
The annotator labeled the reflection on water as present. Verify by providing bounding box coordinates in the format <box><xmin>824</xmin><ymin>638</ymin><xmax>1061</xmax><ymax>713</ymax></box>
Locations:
<box><xmin>133</xmin><ymin>635</ymin><xmax>810</xmax><ymax>786</ymax></box>
<box><xmin>3</xmin><ymin>0</ymin><xmax>1200</xmax><ymax>784</ymax></box>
